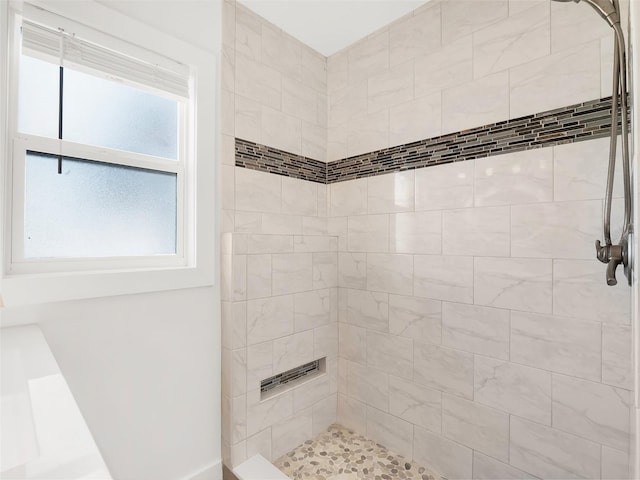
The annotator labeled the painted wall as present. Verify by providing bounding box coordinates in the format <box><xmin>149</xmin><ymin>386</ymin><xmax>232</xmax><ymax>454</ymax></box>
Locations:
<box><xmin>1</xmin><ymin>1</ymin><xmax>222</xmax><ymax>479</ymax></box>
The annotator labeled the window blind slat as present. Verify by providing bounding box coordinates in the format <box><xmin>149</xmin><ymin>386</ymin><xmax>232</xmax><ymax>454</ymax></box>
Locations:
<box><xmin>21</xmin><ymin>20</ymin><xmax>190</xmax><ymax>98</ymax></box>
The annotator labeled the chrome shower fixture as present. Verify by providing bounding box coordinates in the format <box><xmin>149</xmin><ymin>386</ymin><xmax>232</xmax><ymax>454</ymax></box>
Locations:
<box><xmin>552</xmin><ymin>0</ymin><xmax>632</xmax><ymax>286</ymax></box>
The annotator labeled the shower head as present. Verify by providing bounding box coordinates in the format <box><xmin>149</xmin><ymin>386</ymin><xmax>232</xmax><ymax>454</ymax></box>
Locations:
<box><xmin>551</xmin><ymin>0</ymin><xmax>620</xmax><ymax>27</ymax></box>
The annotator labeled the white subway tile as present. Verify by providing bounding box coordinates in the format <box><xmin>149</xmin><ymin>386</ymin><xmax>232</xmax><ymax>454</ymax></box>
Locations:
<box><xmin>293</xmin><ymin>374</ymin><xmax>331</xmax><ymax>412</ymax></box>
<box><xmin>314</xmin><ymin>322</ymin><xmax>338</xmax><ymax>359</ymax></box>
<box><xmin>294</xmin><ymin>235</ymin><xmax>336</xmax><ymax>253</ymax></box>
<box><xmin>272</xmin><ymin>331</ymin><xmax>314</xmax><ymax>373</ymax></box>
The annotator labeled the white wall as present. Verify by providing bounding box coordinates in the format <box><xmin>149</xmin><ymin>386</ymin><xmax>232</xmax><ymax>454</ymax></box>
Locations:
<box><xmin>1</xmin><ymin>1</ymin><xmax>223</xmax><ymax>479</ymax></box>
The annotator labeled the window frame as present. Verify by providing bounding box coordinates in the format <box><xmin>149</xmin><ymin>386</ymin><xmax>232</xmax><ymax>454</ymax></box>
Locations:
<box><xmin>0</xmin><ymin>0</ymin><xmax>218</xmax><ymax>306</ymax></box>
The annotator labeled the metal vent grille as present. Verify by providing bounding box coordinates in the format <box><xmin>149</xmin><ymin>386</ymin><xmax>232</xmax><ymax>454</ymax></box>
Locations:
<box><xmin>261</xmin><ymin>359</ymin><xmax>321</xmax><ymax>394</ymax></box>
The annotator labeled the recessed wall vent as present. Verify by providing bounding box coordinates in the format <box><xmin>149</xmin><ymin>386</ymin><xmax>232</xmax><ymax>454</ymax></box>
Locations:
<box><xmin>260</xmin><ymin>358</ymin><xmax>325</xmax><ymax>399</ymax></box>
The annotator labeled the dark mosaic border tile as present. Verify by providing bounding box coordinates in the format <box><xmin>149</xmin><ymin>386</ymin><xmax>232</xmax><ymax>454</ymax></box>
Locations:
<box><xmin>235</xmin><ymin>96</ymin><xmax>626</xmax><ymax>185</ymax></box>
<box><xmin>235</xmin><ymin>138</ymin><xmax>327</xmax><ymax>184</ymax></box>
<box><xmin>326</xmin><ymin>95</ymin><xmax>627</xmax><ymax>183</ymax></box>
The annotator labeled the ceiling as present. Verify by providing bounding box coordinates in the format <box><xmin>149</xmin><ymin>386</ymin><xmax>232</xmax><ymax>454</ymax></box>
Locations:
<box><xmin>237</xmin><ymin>0</ymin><xmax>431</xmax><ymax>56</ymax></box>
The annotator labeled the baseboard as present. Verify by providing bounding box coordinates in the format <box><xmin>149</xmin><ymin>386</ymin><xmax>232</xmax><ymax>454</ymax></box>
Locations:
<box><xmin>180</xmin><ymin>459</ymin><xmax>223</xmax><ymax>480</ymax></box>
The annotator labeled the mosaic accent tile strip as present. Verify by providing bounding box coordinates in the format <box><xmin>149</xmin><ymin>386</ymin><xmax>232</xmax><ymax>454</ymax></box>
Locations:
<box><xmin>326</xmin><ymin>95</ymin><xmax>626</xmax><ymax>183</ymax></box>
<box><xmin>274</xmin><ymin>423</ymin><xmax>440</xmax><ymax>480</ymax></box>
<box><xmin>235</xmin><ymin>96</ymin><xmax>626</xmax><ymax>185</ymax></box>
<box><xmin>235</xmin><ymin>138</ymin><xmax>327</xmax><ymax>184</ymax></box>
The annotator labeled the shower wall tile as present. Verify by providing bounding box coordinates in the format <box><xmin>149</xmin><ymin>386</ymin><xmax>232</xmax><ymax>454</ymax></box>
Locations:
<box><xmin>414</xmin><ymin>343</ymin><xmax>474</xmax><ymax>399</ymax></box>
<box><xmin>389</xmin><ymin>92</ymin><xmax>442</xmax><ymax>147</ymax></box>
<box><xmin>474</xmin><ymin>356</ymin><xmax>552</xmax><ymax>425</ymax></box>
<box><xmin>602</xmin><ymin>446</ymin><xmax>631</xmax><ymax>480</ymax></box>
<box><xmin>365</xmin><ymin>253</ymin><xmax>413</xmax><ymax>296</ymax></box>
<box><xmin>344</xmin><ymin>288</ymin><xmax>389</xmax><ymax>332</ymax></box>
<box><xmin>348</xmin><ymin>30</ymin><xmax>389</xmax><ymax>85</ymax></box>
<box><xmin>474</xmin><ymin>149</ymin><xmax>553</xmax><ymax>207</ymax></box>
<box><xmin>367</xmin><ymin>171</ymin><xmax>415</xmax><ymax>214</ymax></box>
<box><xmin>602</xmin><ymin>324</ymin><xmax>632</xmax><ymax>390</ymax></box>
<box><xmin>388</xmin><ymin>375</ymin><xmax>442</xmax><ymax>432</ymax></box>
<box><xmin>247</xmin><ymin>341</ymin><xmax>272</xmax><ymax>392</ymax></box>
<box><xmin>442</xmin><ymin>206</ymin><xmax>510</xmax><ymax>257</ymax></box>
<box><xmin>347</xmin><ymin>109</ymin><xmax>390</xmax><ymax>157</ymax></box>
<box><xmin>474</xmin><ymin>257</ymin><xmax>552</xmax><ymax>313</ymax></box>
<box><xmin>314</xmin><ymin>321</ymin><xmax>338</xmax><ymax>359</ymax></box>
<box><xmin>293</xmin><ymin>374</ymin><xmax>331</xmax><ymax>412</ymax></box>
<box><xmin>553</xmin><ymin>260</ymin><xmax>631</xmax><ymax>325</ymax></box>
<box><xmin>294</xmin><ymin>289</ymin><xmax>332</xmax><ymax>331</ymax></box>
<box><xmin>511</xmin><ymin>200</ymin><xmax>602</xmax><ymax>259</ymax></box>
<box><xmin>235</xmin><ymin>167</ymin><xmax>281</xmax><ymax>213</ymax></box>
<box><xmin>246</xmin><ymin>389</ymin><xmax>293</xmax><ymax>437</ymax></box>
<box><xmin>339</xmin><ymin>323</ymin><xmax>367</xmax><ymax>364</ymax></box>
<box><xmin>347</xmin><ymin>361</ymin><xmax>389</xmax><ymax>412</ymax></box>
<box><xmin>367</xmin><ymin>61</ymin><xmax>414</xmax><ymax>114</ymax></box>
<box><xmin>312</xmin><ymin>394</ymin><xmax>338</xmax><ymax>436</ymax></box>
<box><xmin>415</xmin><ymin>161</ymin><xmax>474</xmax><ymax>211</ymax></box>
<box><xmin>366</xmin><ymin>406</ymin><xmax>414</xmax><ymax>459</ymax></box>
<box><xmin>442</xmin><ymin>394</ymin><xmax>510</xmax><ymax>462</ymax></box>
<box><xmin>246</xmin><ymin>428</ymin><xmax>272</xmax><ymax>462</ymax></box>
<box><xmin>550</xmin><ymin>0</ymin><xmax>611</xmax><ymax>53</ymax></box>
<box><xmin>312</xmin><ymin>252</ymin><xmax>338</xmax><ymax>289</ymax></box>
<box><xmin>271</xmin><ymin>409</ymin><xmax>312</xmax><ymax>460</ymax></box>
<box><xmin>329</xmin><ymin>179</ymin><xmax>367</xmax><ymax>217</ymax></box>
<box><xmin>441</xmin><ymin>0</ymin><xmax>508</xmax><ymax>45</ymax></box>
<box><xmin>390</xmin><ymin>211</ymin><xmax>442</xmax><ymax>255</ymax></box>
<box><xmin>414</xmin><ymin>426</ymin><xmax>473</xmax><ymax>480</ymax></box>
<box><xmin>337</xmin><ymin>394</ymin><xmax>367</xmax><ymax>434</ymax></box>
<box><xmin>246</xmin><ymin>254</ymin><xmax>271</xmax><ymax>299</ymax></box>
<box><xmin>414</xmin><ymin>255</ymin><xmax>474</xmax><ymax>304</ymax></box>
<box><xmin>282</xmin><ymin>177</ymin><xmax>318</xmax><ymax>216</ymax></box>
<box><xmin>347</xmin><ymin>214</ymin><xmax>390</xmax><ymax>252</ymax></box>
<box><xmin>338</xmin><ymin>252</ymin><xmax>367</xmax><ymax>289</ymax></box>
<box><xmin>366</xmin><ymin>331</ymin><xmax>413</xmax><ymax>380</ymax></box>
<box><xmin>442</xmin><ymin>303</ymin><xmax>510</xmax><ymax>359</ymax></box>
<box><xmin>414</xmin><ymin>36</ymin><xmax>473</xmax><ymax>99</ymax></box>
<box><xmin>389</xmin><ymin>2</ymin><xmax>441</xmax><ymax>66</ymax></box>
<box><xmin>552</xmin><ymin>374</ymin><xmax>630</xmax><ymax>451</ymax></box>
<box><xmin>472</xmin><ymin>451</ymin><xmax>537</xmax><ymax>480</ymax></box>
<box><xmin>272</xmin><ymin>330</ymin><xmax>314</xmax><ymax>373</ymax></box>
<box><xmin>388</xmin><ymin>294</ymin><xmax>442</xmax><ymax>344</ymax></box>
<box><xmin>510</xmin><ymin>311</ymin><xmax>601</xmax><ymax>381</ymax></box>
<box><xmin>272</xmin><ymin>253</ymin><xmax>313</xmax><ymax>295</ymax></box>
<box><xmin>247</xmin><ymin>295</ymin><xmax>294</xmax><ymax>345</ymax></box>
<box><xmin>247</xmin><ymin>234</ymin><xmax>293</xmax><ymax>254</ymax></box>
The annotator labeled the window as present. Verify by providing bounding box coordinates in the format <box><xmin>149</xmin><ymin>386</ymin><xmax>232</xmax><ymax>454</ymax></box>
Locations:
<box><xmin>1</xmin><ymin>3</ymin><xmax>217</xmax><ymax>305</ymax></box>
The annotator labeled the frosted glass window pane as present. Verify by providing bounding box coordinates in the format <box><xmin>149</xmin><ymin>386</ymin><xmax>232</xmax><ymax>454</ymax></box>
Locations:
<box><xmin>25</xmin><ymin>152</ymin><xmax>177</xmax><ymax>258</ymax></box>
<box><xmin>63</xmin><ymin>69</ymin><xmax>178</xmax><ymax>159</ymax></box>
<box><xmin>18</xmin><ymin>55</ymin><xmax>59</xmax><ymax>138</ymax></box>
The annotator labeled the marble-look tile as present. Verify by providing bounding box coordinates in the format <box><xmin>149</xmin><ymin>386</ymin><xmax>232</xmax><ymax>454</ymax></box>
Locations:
<box><xmin>273</xmin><ymin>330</ymin><xmax>314</xmax><ymax>374</ymax></box>
<box><xmin>231</xmin><ymin>348</ymin><xmax>247</xmax><ymax>396</ymax></box>
<box><xmin>509</xmin><ymin>0</ymin><xmax>547</xmax><ymax>16</ymax></box>
<box><xmin>473</xmin><ymin>2</ymin><xmax>550</xmax><ymax>78</ymax></box>
<box><xmin>329</xmin><ymin>81</ymin><xmax>368</xmax><ymax>127</ymax></box>
<box><xmin>474</xmin><ymin>148</ymin><xmax>553</xmax><ymax>206</ymax></box>
<box><xmin>510</xmin><ymin>41</ymin><xmax>600</xmax><ymax>118</ymax></box>
<box><xmin>327</xmin><ymin>125</ymin><xmax>348</xmax><ymax>163</ymax></box>
<box><xmin>511</xmin><ymin>311</ymin><xmax>601</xmax><ymax>381</ymax></box>
<box><xmin>390</xmin><ymin>211</ymin><xmax>442</xmax><ymax>255</ymax></box>
<box><xmin>414</xmin><ymin>426</ymin><xmax>473</xmax><ymax>480</ymax></box>
<box><xmin>272</xmin><ymin>253</ymin><xmax>313</xmax><ymax>295</ymax></box>
<box><xmin>602</xmin><ymin>445</ymin><xmax>630</xmax><ymax>480</ymax></box>
<box><xmin>261</xmin><ymin>213</ymin><xmax>303</xmax><ymax>235</ymax></box>
<box><xmin>294</xmin><ymin>289</ymin><xmax>331</xmax><ymax>332</ymax></box>
<box><xmin>474</xmin><ymin>257</ymin><xmax>552</xmax><ymax>313</ymax></box>
<box><xmin>389</xmin><ymin>93</ymin><xmax>442</xmax><ymax>147</ymax></box>
<box><xmin>221</xmin><ymin>165</ymin><xmax>235</xmax><ymax>210</ymax></box>
<box><xmin>231</xmin><ymin>394</ymin><xmax>247</xmax><ymax>444</ymax></box>
<box><xmin>348</xmin><ymin>30</ymin><xmax>389</xmax><ymax>85</ymax></box>
<box><xmin>246</xmin><ymin>428</ymin><xmax>272</xmax><ymax>462</ymax></box>
<box><xmin>282</xmin><ymin>77</ymin><xmax>318</xmax><ymax>125</ymax></box>
<box><xmin>553</xmin><ymin>259</ymin><xmax>631</xmax><ymax>325</ymax></box>
<box><xmin>414</xmin><ymin>36</ymin><xmax>473</xmax><ymax>99</ymax></box>
<box><xmin>235</xmin><ymin>6</ymin><xmax>261</xmax><ymax>61</ymax></box>
<box><xmin>511</xmin><ymin>200</ymin><xmax>602</xmax><ymax>259</ymax></box>
<box><xmin>414</xmin><ymin>342</ymin><xmax>474</xmax><ymax>399</ymax></box>
<box><xmin>282</xmin><ymin>177</ymin><xmax>318</xmax><ymax>217</ymax></box>
<box><xmin>553</xmin><ymin>137</ymin><xmax>624</xmax><ymax>202</ymax></box>
<box><xmin>602</xmin><ymin>324</ymin><xmax>632</xmax><ymax>390</ymax></box>
<box><xmin>415</xmin><ymin>160</ymin><xmax>474</xmax><ymax>211</ymax></box>
<box><xmin>475</xmin><ymin>356</ymin><xmax>551</xmax><ymax>425</ymax></box>
<box><xmin>550</xmin><ymin>0</ymin><xmax>611</xmax><ymax>53</ymax></box>
<box><xmin>246</xmin><ymin>254</ymin><xmax>271</xmax><ymax>299</ymax></box>
<box><xmin>510</xmin><ymin>416</ymin><xmax>601</xmax><ymax>480</ymax></box>
<box><xmin>301</xmin><ymin>122</ymin><xmax>327</xmax><ymax>162</ymax></box>
<box><xmin>442</xmin><ymin>303</ymin><xmax>510</xmax><ymax>359</ymax></box>
<box><xmin>261</xmin><ymin>23</ymin><xmax>301</xmax><ymax>81</ymax></box>
<box><xmin>247</xmin><ymin>341</ymin><xmax>272</xmax><ymax>392</ymax></box>
<box><xmin>235</xmin><ymin>94</ymin><xmax>261</xmax><ymax>142</ymax></box>
<box><xmin>246</xmin><ymin>388</ymin><xmax>293</xmax><ymax>437</ymax></box>
<box><xmin>414</xmin><ymin>255</ymin><xmax>474</xmax><ymax>304</ymax></box>
<box><xmin>366</xmin><ymin>406</ymin><xmax>414</xmax><ymax>458</ymax></box>
<box><xmin>441</xmin><ymin>0</ymin><xmax>508</xmax><ymax>44</ymax></box>
<box><xmin>337</xmin><ymin>394</ymin><xmax>367</xmax><ymax>434</ymax></box>
<box><xmin>311</xmin><ymin>395</ymin><xmax>337</xmax><ymax>437</ymax></box>
<box><xmin>347</xmin><ymin>109</ymin><xmax>390</xmax><ymax>157</ymax></box>
<box><xmin>329</xmin><ymin>179</ymin><xmax>367</xmax><ymax>217</ymax></box>
<box><xmin>389</xmin><ymin>375</ymin><xmax>441</xmax><ymax>433</ymax></box>
<box><xmin>367</xmin><ymin>61</ymin><xmax>414</xmax><ymax>114</ymax></box>
<box><xmin>314</xmin><ymin>322</ymin><xmax>338</xmax><ymax>359</ymax></box>
<box><xmin>328</xmin><ymin>217</ymin><xmax>348</xmax><ymax>251</ymax></box>
<box><xmin>347</xmin><ymin>361</ymin><xmax>389</xmax><ymax>412</ymax></box>
<box><xmin>230</xmin><ymin>441</ymin><xmax>247</xmax><ymax>469</ymax></box>
<box><xmin>233</xmin><ymin>255</ymin><xmax>247</xmax><ymax>301</ymax></box>
<box><xmin>366</xmin><ymin>331</ymin><xmax>413</xmax><ymax>380</ymax></box>
<box><xmin>302</xmin><ymin>47</ymin><xmax>327</xmax><ymax>94</ymax></box>
<box><xmin>271</xmin><ymin>410</ymin><xmax>312</xmax><ymax>460</ymax></box>
<box><xmin>345</xmin><ymin>288</ymin><xmax>389</xmax><ymax>332</ymax></box>
<box><xmin>472</xmin><ymin>451</ymin><xmax>537</xmax><ymax>480</ymax></box>
<box><xmin>312</xmin><ymin>252</ymin><xmax>338</xmax><ymax>289</ymax></box>
<box><xmin>390</xmin><ymin>2</ymin><xmax>441</xmax><ymax>66</ymax></box>
<box><xmin>235</xmin><ymin>167</ymin><xmax>281</xmax><ymax>213</ymax></box>
<box><xmin>247</xmin><ymin>295</ymin><xmax>294</xmax><ymax>345</ymax></box>
<box><xmin>443</xmin><ymin>206</ymin><xmax>510</xmax><ymax>257</ymax></box>
<box><xmin>247</xmin><ymin>234</ymin><xmax>293</xmax><ymax>254</ymax></box>
<box><xmin>348</xmin><ymin>214</ymin><xmax>390</xmax><ymax>252</ymax></box>
<box><xmin>552</xmin><ymin>374</ymin><xmax>630</xmax><ymax>450</ymax></box>
<box><xmin>231</xmin><ymin>302</ymin><xmax>247</xmax><ymax>349</ymax></box>
<box><xmin>366</xmin><ymin>253</ymin><xmax>413</xmax><ymax>296</ymax></box>
<box><xmin>338</xmin><ymin>252</ymin><xmax>367</xmax><ymax>289</ymax></box>
<box><xmin>442</xmin><ymin>394</ymin><xmax>509</xmax><ymax>462</ymax></box>
<box><xmin>294</xmin><ymin>235</ymin><xmax>336</xmax><ymax>253</ymax></box>
<box><xmin>339</xmin><ymin>323</ymin><xmax>367</xmax><ymax>364</ymax></box>
<box><xmin>235</xmin><ymin>212</ymin><xmax>262</xmax><ymax>233</ymax></box>
<box><xmin>328</xmin><ymin>49</ymin><xmax>348</xmax><ymax>94</ymax></box>
<box><xmin>442</xmin><ymin>71</ymin><xmax>510</xmax><ymax>134</ymax></box>
<box><xmin>389</xmin><ymin>294</ymin><xmax>442</xmax><ymax>344</ymax></box>
<box><xmin>261</xmin><ymin>106</ymin><xmax>302</xmax><ymax>155</ymax></box>
<box><xmin>367</xmin><ymin>171</ymin><xmax>415</xmax><ymax>214</ymax></box>
<box><xmin>293</xmin><ymin>374</ymin><xmax>331</xmax><ymax>412</ymax></box>
<box><xmin>235</xmin><ymin>54</ymin><xmax>281</xmax><ymax>111</ymax></box>
<box><xmin>302</xmin><ymin>216</ymin><xmax>328</xmax><ymax>236</ymax></box>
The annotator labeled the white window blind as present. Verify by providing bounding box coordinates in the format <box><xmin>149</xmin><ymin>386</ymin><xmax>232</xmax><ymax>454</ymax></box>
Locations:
<box><xmin>21</xmin><ymin>20</ymin><xmax>190</xmax><ymax>98</ymax></box>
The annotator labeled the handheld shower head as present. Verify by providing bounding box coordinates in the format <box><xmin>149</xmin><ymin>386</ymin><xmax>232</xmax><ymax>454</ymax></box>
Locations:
<box><xmin>551</xmin><ymin>0</ymin><xmax>620</xmax><ymax>27</ymax></box>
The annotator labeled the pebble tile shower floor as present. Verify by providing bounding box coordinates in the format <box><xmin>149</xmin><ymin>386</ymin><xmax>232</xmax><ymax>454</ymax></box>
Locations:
<box><xmin>274</xmin><ymin>424</ymin><xmax>440</xmax><ymax>480</ymax></box>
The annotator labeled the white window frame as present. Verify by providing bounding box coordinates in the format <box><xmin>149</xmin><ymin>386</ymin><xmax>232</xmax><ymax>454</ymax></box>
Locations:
<box><xmin>0</xmin><ymin>0</ymin><xmax>218</xmax><ymax>306</ymax></box>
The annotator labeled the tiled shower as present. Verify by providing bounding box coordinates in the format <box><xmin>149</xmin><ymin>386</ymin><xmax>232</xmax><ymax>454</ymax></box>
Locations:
<box><xmin>220</xmin><ymin>0</ymin><xmax>634</xmax><ymax>478</ymax></box>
